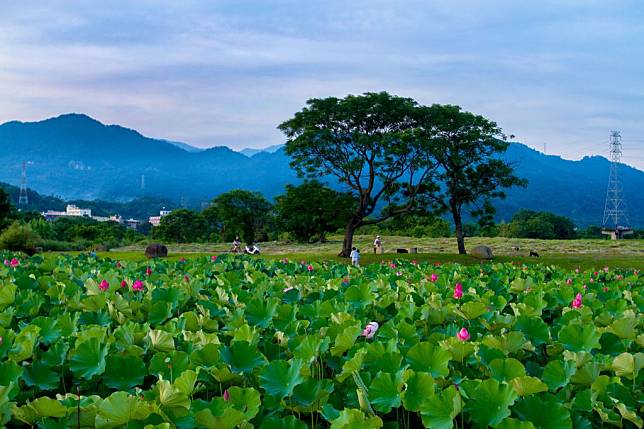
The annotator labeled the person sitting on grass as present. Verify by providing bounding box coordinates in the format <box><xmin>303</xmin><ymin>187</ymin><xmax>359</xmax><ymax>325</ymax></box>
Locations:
<box><xmin>350</xmin><ymin>247</ymin><xmax>360</xmax><ymax>266</ymax></box>
<box><xmin>231</xmin><ymin>236</ymin><xmax>242</xmax><ymax>253</ymax></box>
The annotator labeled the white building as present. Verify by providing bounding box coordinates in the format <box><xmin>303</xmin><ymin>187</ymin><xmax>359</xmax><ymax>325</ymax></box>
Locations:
<box><xmin>65</xmin><ymin>204</ymin><xmax>92</xmax><ymax>217</ymax></box>
<box><xmin>149</xmin><ymin>208</ymin><xmax>171</xmax><ymax>226</ymax></box>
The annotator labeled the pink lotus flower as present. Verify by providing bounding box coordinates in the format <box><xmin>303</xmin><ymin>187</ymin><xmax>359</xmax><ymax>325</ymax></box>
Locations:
<box><xmin>571</xmin><ymin>293</ymin><xmax>583</xmax><ymax>308</ymax></box>
<box><xmin>99</xmin><ymin>280</ymin><xmax>109</xmax><ymax>291</ymax></box>
<box><xmin>307</xmin><ymin>264</ymin><xmax>313</xmax><ymax>272</ymax></box>
<box><xmin>396</xmin><ymin>271</ymin><xmax>402</xmax><ymax>276</ymax></box>
<box><xmin>120</xmin><ymin>280</ymin><xmax>128</xmax><ymax>288</ymax></box>
<box><xmin>3</xmin><ymin>259</ymin><xmax>8</xmax><ymax>266</ymax></box>
<box><xmin>211</xmin><ymin>255</ymin><xmax>217</xmax><ymax>261</ymax></box>
<box><xmin>456</xmin><ymin>328</ymin><xmax>470</xmax><ymax>341</ymax></box>
<box><xmin>281</xmin><ymin>258</ymin><xmax>289</xmax><ymax>263</ymax></box>
<box><xmin>603</xmin><ymin>287</ymin><xmax>609</xmax><ymax>292</ymax></box>
<box><xmin>389</xmin><ymin>263</ymin><xmax>397</xmax><ymax>269</ymax></box>
<box><xmin>434</xmin><ymin>262</ymin><xmax>441</xmax><ymax>266</ymax></box>
<box><xmin>589</xmin><ymin>278</ymin><xmax>593</xmax><ymax>284</ymax></box>
<box><xmin>180</xmin><ymin>257</ymin><xmax>186</xmax><ymax>262</ymax></box>
<box><xmin>634</xmin><ymin>270</ymin><xmax>639</xmax><ymax>276</ymax></box>
<box><xmin>453</xmin><ymin>283</ymin><xmax>463</xmax><ymax>299</ymax></box>
<box><xmin>116</xmin><ymin>261</ymin><xmax>122</xmax><ymax>268</ymax></box>
<box><xmin>361</xmin><ymin>321</ymin><xmax>379</xmax><ymax>339</ymax></box>
<box><xmin>145</xmin><ymin>267</ymin><xmax>152</xmax><ymax>276</ymax></box>
<box><xmin>184</xmin><ymin>275</ymin><xmax>190</xmax><ymax>282</ymax></box>
<box><xmin>575</xmin><ymin>268</ymin><xmax>580</xmax><ymax>274</ymax></box>
<box><xmin>566</xmin><ymin>278</ymin><xmax>573</xmax><ymax>285</ymax></box>
<box><xmin>411</xmin><ymin>260</ymin><xmax>418</xmax><ymax>265</ymax></box>
<box><xmin>132</xmin><ymin>279</ymin><xmax>144</xmax><ymax>291</ymax></box>
<box><xmin>593</xmin><ymin>271</ymin><xmax>598</xmax><ymax>277</ymax></box>
<box><xmin>616</xmin><ymin>274</ymin><xmax>623</xmax><ymax>280</ymax></box>
<box><xmin>583</xmin><ymin>284</ymin><xmax>588</xmax><ymax>289</ymax></box>
<box><xmin>430</xmin><ymin>273</ymin><xmax>438</xmax><ymax>282</ymax></box>
<box><xmin>223</xmin><ymin>389</ymin><xmax>230</xmax><ymax>401</ymax></box>
<box><xmin>10</xmin><ymin>258</ymin><xmax>19</xmax><ymax>267</ymax></box>
<box><xmin>603</xmin><ymin>266</ymin><xmax>609</xmax><ymax>273</ymax></box>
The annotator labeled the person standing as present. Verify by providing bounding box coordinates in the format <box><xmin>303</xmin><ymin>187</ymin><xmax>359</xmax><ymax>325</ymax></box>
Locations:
<box><xmin>350</xmin><ymin>247</ymin><xmax>360</xmax><ymax>266</ymax></box>
<box><xmin>373</xmin><ymin>235</ymin><xmax>382</xmax><ymax>254</ymax></box>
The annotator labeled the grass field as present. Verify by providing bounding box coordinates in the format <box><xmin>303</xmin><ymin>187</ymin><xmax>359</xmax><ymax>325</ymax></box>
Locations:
<box><xmin>91</xmin><ymin>235</ymin><xmax>644</xmax><ymax>270</ymax></box>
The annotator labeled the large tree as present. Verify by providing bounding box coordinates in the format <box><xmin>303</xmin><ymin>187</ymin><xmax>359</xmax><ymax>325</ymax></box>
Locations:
<box><xmin>279</xmin><ymin>92</ymin><xmax>436</xmax><ymax>257</ymax></box>
<box><xmin>209</xmin><ymin>190</ymin><xmax>272</xmax><ymax>244</ymax></box>
<box><xmin>418</xmin><ymin>104</ymin><xmax>526</xmax><ymax>254</ymax></box>
<box><xmin>275</xmin><ymin>181</ymin><xmax>355</xmax><ymax>242</ymax></box>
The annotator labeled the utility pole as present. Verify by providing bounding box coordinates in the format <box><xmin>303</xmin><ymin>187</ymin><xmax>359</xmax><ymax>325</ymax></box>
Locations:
<box><xmin>601</xmin><ymin>131</ymin><xmax>632</xmax><ymax>239</ymax></box>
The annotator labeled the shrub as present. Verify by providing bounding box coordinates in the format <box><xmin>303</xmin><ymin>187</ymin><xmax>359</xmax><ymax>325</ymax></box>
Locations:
<box><xmin>0</xmin><ymin>221</ymin><xmax>42</xmax><ymax>255</ymax></box>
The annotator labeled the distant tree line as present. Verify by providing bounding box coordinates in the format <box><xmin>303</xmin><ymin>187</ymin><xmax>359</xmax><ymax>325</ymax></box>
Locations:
<box><xmin>0</xmin><ymin>181</ymin><xmax>641</xmax><ymax>255</ymax></box>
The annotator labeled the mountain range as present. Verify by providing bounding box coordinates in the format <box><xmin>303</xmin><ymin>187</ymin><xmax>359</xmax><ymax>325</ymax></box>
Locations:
<box><xmin>1</xmin><ymin>113</ymin><xmax>642</xmax><ymax>227</ymax></box>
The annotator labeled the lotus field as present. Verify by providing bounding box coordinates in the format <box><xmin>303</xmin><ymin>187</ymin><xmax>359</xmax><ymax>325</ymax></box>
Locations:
<box><xmin>0</xmin><ymin>253</ymin><xmax>642</xmax><ymax>429</ymax></box>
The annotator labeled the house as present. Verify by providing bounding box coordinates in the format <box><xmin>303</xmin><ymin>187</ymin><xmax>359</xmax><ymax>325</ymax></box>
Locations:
<box><xmin>149</xmin><ymin>208</ymin><xmax>171</xmax><ymax>226</ymax></box>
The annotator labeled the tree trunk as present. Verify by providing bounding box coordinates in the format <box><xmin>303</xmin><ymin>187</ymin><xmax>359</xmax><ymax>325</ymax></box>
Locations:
<box><xmin>339</xmin><ymin>219</ymin><xmax>360</xmax><ymax>257</ymax></box>
<box><xmin>452</xmin><ymin>206</ymin><xmax>466</xmax><ymax>255</ymax></box>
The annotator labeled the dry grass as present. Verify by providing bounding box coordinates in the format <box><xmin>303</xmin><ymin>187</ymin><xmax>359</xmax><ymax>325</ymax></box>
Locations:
<box><xmin>113</xmin><ymin>234</ymin><xmax>644</xmax><ymax>256</ymax></box>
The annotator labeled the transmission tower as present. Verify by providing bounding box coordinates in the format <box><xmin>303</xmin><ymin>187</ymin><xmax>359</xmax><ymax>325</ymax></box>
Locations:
<box><xmin>601</xmin><ymin>131</ymin><xmax>631</xmax><ymax>238</ymax></box>
<box><xmin>18</xmin><ymin>160</ymin><xmax>29</xmax><ymax>207</ymax></box>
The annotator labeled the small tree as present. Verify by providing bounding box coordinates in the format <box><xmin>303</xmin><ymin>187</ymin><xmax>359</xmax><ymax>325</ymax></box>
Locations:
<box><xmin>279</xmin><ymin>92</ymin><xmax>436</xmax><ymax>257</ymax></box>
<box><xmin>0</xmin><ymin>221</ymin><xmax>42</xmax><ymax>255</ymax></box>
<box><xmin>275</xmin><ymin>181</ymin><xmax>355</xmax><ymax>242</ymax></box>
<box><xmin>152</xmin><ymin>209</ymin><xmax>207</xmax><ymax>243</ymax></box>
<box><xmin>210</xmin><ymin>190</ymin><xmax>272</xmax><ymax>244</ymax></box>
<box><xmin>0</xmin><ymin>188</ymin><xmax>14</xmax><ymax>231</ymax></box>
<box><xmin>418</xmin><ymin>104</ymin><xmax>526</xmax><ymax>254</ymax></box>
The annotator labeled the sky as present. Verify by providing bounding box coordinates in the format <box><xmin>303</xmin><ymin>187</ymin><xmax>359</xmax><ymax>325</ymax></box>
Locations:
<box><xmin>1</xmin><ymin>1</ymin><xmax>643</xmax><ymax>169</ymax></box>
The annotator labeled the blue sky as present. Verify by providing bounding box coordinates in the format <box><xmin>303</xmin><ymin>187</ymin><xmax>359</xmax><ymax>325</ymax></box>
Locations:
<box><xmin>1</xmin><ymin>1</ymin><xmax>643</xmax><ymax>169</ymax></box>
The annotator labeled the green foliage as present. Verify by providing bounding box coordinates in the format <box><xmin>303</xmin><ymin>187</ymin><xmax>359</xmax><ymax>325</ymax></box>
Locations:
<box><xmin>0</xmin><ymin>187</ymin><xmax>13</xmax><ymax>230</ymax></box>
<box><xmin>279</xmin><ymin>92</ymin><xmax>437</xmax><ymax>255</ymax></box>
<box><xmin>503</xmin><ymin>209</ymin><xmax>577</xmax><ymax>239</ymax></box>
<box><xmin>275</xmin><ymin>181</ymin><xmax>355</xmax><ymax>242</ymax></box>
<box><xmin>0</xmin><ymin>253</ymin><xmax>641</xmax><ymax>428</ymax></box>
<box><xmin>417</xmin><ymin>104</ymin><xmax>527</xmax><ymax>254</ymax></box>
<box><xmin>208</xmin><ymin>190</ymin><xmax>272</xmax><ymax>243</ymax></box>
<box><xmin>0</xmin><ymin>221</ymin><xmax>41</xmax><ymax>254</ymax></box>
<box><xmin>152</xmin><ymin>208</ymin><xmax>208</xmax><ymax>243</ymax></box>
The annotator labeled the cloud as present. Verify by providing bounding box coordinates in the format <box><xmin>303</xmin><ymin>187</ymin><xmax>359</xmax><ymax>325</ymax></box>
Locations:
<box><xmin>0</xmin><ymin>0</ymin><xmax>642</xmax><ymax>168</ymax></box>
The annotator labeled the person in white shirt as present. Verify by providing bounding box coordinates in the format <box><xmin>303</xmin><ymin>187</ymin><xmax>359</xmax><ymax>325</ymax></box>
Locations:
<box><xmin>350</xmin><ymin>247</ymin><xmax>360</xmax><ymax>266</ymax></box>
<box><xmin>373</xmin><ymin>235</ymin><xmax>382</xmax><ymax>254</ymax></box>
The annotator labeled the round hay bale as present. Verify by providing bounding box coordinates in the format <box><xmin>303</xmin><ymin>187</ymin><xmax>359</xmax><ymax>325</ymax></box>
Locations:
<box><xmin>470</xmin><ymin>245</ymin><xmax>493</xmax><ymax>260</ymax></box>
<box><xmin>145</xmin><ymin>243</ymin><xmax>168</xmax><ymax>258</ymax></box>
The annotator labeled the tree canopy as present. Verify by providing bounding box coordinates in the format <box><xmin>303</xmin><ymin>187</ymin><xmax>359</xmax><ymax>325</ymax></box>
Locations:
<box><xmin>503</xmin><ymin>209</ymin><xmax>576</xmax><ymax>239</ymax></box>
<box><xmin>417</xmin><ymin>104</ymin><xmax>526</xmax><ymax>254</ymax></box>
<box><xmin>279</xmin><ymin>92</ymin><xmax>436</xmax><ymax>256</ymax></box>
<box><xmin>152</xmin><ymin>209</ymin><xmax>207</xmax><ymax>243</ymax></box>
<box><xmin>275</xmin><ymin>181</ymin><xmax>355</xmax><ymax>242</ymax></box>
<box><xmin>207</xmin><ymin>190</ymin><xmax>272</xmax><ymax>244</ymax></box>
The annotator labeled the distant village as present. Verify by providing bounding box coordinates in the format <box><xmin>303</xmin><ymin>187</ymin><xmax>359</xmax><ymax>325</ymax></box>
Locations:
<box><xmin>42</xmin><ymin>205</ymin><xmax>171</xmax><ymax>229</ymax></box>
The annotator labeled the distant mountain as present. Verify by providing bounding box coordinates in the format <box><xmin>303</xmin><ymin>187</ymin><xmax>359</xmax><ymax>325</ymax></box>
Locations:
<box><xmin>239</xmin><ymin>144</ymin><xmax>284</xmax><ymax>157</ymax></box>
<box><xmin>165</xmin><ymin>140</ymin><xmax>204</xmax><ymax>153</ymax></box>
<box><xmin>1</xmin><ymin>114</ymin><xmax>642</xmax><ymax>227</ymax></box>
